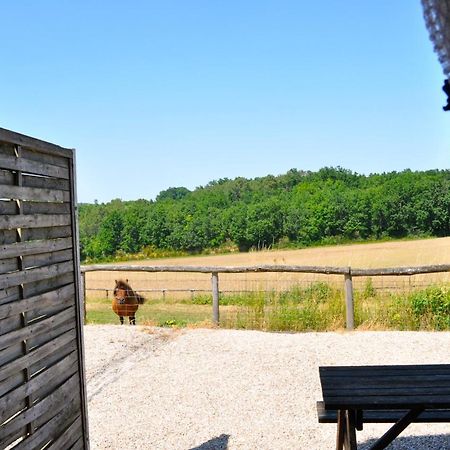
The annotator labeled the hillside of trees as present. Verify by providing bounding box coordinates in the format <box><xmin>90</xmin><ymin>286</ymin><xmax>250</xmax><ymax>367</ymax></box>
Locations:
<box><xmin>78</xmin><ymin>167</ymin><xmax>450</xmax><ymax>262</ymax></box>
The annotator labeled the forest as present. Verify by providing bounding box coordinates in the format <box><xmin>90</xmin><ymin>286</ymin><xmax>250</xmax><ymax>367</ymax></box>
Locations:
<box><xmin>78</xmin><ymin>167</ymin><xmax>450</xmax><ymax>262</ymax></box>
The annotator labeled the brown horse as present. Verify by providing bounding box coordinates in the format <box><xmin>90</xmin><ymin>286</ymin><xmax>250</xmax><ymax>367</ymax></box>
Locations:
<box><xmin>112</xmin><ymin>279</ymin><xmax>145</xmax><ymax>325</ymax></box>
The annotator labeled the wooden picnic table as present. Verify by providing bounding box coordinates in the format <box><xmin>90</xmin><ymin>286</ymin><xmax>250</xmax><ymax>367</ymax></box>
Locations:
<box><xmin>318</xmin><ymin>364</ymin><xmax>450</xmax><ymax>450</ymax></box>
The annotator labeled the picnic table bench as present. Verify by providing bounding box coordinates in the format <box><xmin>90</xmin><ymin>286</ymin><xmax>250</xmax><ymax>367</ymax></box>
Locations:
<box><xmin>317</xmin><ymin>364</ymin><xmax>450</xmax><ymax>450</ymax></box>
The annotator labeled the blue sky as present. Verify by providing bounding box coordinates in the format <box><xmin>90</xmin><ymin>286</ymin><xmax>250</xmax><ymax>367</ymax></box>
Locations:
<box><xmin>1</xmin><ymin>1</ymin><xmax>448</xmax><ymax>203</ymax></box>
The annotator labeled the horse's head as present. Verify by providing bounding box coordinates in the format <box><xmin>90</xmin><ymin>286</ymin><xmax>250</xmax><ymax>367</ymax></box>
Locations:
<box><xmin>114</xmin><ymin>279</ymin><xmax>130</xmax><ymax>305</ymax></box>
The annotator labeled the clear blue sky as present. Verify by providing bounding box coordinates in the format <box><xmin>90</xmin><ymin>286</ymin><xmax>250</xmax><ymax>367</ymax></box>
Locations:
<box><xmin>1</xmin><ymin>1</ymin><xmax>448</xmax><ymax>203</ymax></box>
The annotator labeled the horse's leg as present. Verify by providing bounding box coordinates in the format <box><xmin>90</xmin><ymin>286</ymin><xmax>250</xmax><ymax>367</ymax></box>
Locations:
<box><xmin>119</xmin><ymin>316</ymin><xmax>124</xmax><ymax>325</ymax></box>
<box><xmin>129</xmin><ymin>316</ymin><xmax>136</xmax><ymax>325</ymax></box>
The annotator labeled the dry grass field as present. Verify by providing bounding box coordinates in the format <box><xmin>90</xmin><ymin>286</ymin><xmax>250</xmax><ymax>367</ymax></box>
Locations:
<box><xmin>84</xmin><ymin>237</ymin><xmax>450</xmax><ymax>298</ymax></box>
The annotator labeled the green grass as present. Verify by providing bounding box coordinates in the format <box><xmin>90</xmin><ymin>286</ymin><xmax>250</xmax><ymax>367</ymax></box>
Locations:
<box><xmin>86</xmin><ymin>282</ymin><xmax>450</xmax><ymax>331</ymax></box>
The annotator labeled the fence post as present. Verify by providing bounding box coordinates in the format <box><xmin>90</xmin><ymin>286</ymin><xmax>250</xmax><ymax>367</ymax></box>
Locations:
<box><xmin>211</xmin><ymin>272</ymin><xmax>220</xmax><ymax>325</ymax></box>
<box><xmin>344</xmin><ymin>268</ymin><xmax>354</xmax><ymax>330</ymax></box>
<box><xmin>81</xmin><ymin>272</ymin><xmax>86</xmax><ymax>323</ymax></box>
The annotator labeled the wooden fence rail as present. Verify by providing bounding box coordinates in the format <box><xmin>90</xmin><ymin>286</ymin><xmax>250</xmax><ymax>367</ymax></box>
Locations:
<box><xmin>81</xmin><ymin>264</ymin><xmax>450</xmax><ymax>330</ymax></box>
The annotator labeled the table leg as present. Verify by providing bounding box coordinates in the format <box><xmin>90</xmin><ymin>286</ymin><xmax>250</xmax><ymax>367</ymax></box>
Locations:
<box><xmin>336</xmin><ymin>410</ymin><xmax>357</xmax><ymax>450</ymax></box>
<box><xmin>336</xmin><ymin>410</ymin><xmax>345</xmax><ymax>450</ymax></box>
<box><xmin>368</xmin><ymin>408</ymin><xmax>424</xmax><ymax>450</ymax></box>
<box><xmin>345</xmin><ymin>409</ymin><xmax>357</xmax><ymax>450</ymax></box>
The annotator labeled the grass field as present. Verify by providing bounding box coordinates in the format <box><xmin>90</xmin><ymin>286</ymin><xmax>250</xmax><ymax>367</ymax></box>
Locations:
<box><xmin>84</xmin><ymin>237</ymin><xmax>450</xmax><ymax>330</ymax></box>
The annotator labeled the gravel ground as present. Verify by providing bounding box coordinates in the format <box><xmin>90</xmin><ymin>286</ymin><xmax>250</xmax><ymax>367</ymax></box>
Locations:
<box><xmin>84</xmin><ymin>326</ymin><xmax>450</xmax><ymax>450</ymax></box>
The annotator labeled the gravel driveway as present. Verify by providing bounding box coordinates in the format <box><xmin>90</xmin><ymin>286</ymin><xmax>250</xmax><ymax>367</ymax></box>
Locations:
<box><xmin>84</xmin><ymin>325</ymin><xmax>450</xmax><ymax>449</ymax></box>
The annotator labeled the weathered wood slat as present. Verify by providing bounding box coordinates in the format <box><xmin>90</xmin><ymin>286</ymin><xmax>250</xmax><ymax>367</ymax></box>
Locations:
<box><xmin>0</xmin><ymin>185</ymin><xmax>70</xmax><ymax>202</ymax></box>
<box><xmin>0</xmin><ymin>315</ymin><xmax>22</xmax><ymax>337</ymax></box>
<box><xmin>70</xmin><ymin>437</ymin><xmax>84</xmax><ymax>450</ymax></box>
<box><xmin>0</xmin><ymin>284</ymin><xmax>75</xmax><ymax>320</ymax></box>
<box><xmin>23</xmin><ymin>201</ymin><xmax>71</xmax><ymax>215</ymax></box>
<box><xmin>0</xmin><ymin>200</ymin><xmax>17</xmax><ymax>215</ymax></box>
<box><xmin>0</xmin><ymin>351</ymin><xmax>78</xmax><ymax>424</ymax></box>
<box><xmin>29</xmin><ymin>334</ymin><xmax>77</xmax><ymax>380</ymax></box>
<box><xmin>21</xmin><ymin>147</ymin><xmax>69</xmax><ymax>169</ymax></box>
<box><xmin>317</xmin><ymin>401</ymin><xmax>450</xmax><ymax>423</ymax></box>
<box><xmin>320</xmin><ymin>364</ymin><xmax>450</xmax><ymax>375</ymax></box>
<box><xmin>0</xmin><ymin>169</ymin><xmax>14</xmax><ymax>185</ymax></box>
<box><xmin>14</xmin><ymin>410</ymin><xmax>81</xmax><ymax>450</ymax></box>
<box><xmin>23</xmin><ymin>173</ymin><xmax>70</xmax><ymax>191</ymax></box>
<box><xmin>0</xmin><ymin>229</ymin><xmax>16</xmax><ymax>245</ymax></box>
<box><xmin>0</xmin><ymin>237</ymin><xmax>73</xmax><ymax>260</ymax></box>
<box><xmin>0</xmin><ymin>286</ymin><xmax>20</xmax><ymax>305</ymax></box>
<box><xmin>0</xmin><ymin>306</ymin><xmax>75</xmax><ymax>351</ymax></box>
<box><xmin>0</xmin><ymin>394</ymin><xmax>80</xmax><ymax>450</ymax></box>
<box><xmin>0</xmin><ymin>127</ymin><xmax>73</xmax><ymax>159</ymax></box>
<box><xmin>0</xmin><ymin>342</ymin><xmax>23</xmax><ymax>367</ymax></box>
<box><xmin>0</xmin><ymin>153</ymin><xmax>69</xmax><ymax>179</ymax></box>
<box><xmin>21</xmin><ymin>225</ymin><xmax>72</xmax><ymax>242</ymax></box>
<box><xmin>27</xmin><ymin>290</ymin><xmax>75</xmax><ymax>323</ymax></box>
<box><xmin>0</xmin><ymin>373</ymin><xmax>79</xmax><ymax>444</ymax></box>
<box><xmin>0</xmin><ymin>213</ymin><xmax>71</xmax><ymax>230</ymax></box>
<box><xmin>0</xmin><ymin>260</ymin><xmax>74</xmax><ymax>290</ymax></box>
<box><xmin>323</xmin><ymin>386</ymin><xmax>450</xmax><ymax>397</ymax></box>
<box><xmin>0</xmin><ymin>257</ymin><xmax>19</xmax><ymax>274</ymax></box>
<box><xmin>23</xmin><ymin>249</ymin><xmax>73</xmax><ymax>270</ymax></box>
<box><xmin>46</xmin><ymin>415</ymin><xmax>82</xmax><ymax>450</ymax></box>
<box><xmin>23</xmin><ymin>272</ymin><xmax>74</xmax><ymax>299</ymax></box>
<box><xmin>0</xmin><ymin>329</ymin><xmax>76</xmax><ymax>383</ymax></box>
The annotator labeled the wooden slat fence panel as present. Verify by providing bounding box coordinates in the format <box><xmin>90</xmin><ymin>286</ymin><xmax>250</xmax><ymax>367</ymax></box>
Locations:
<box><xmin>0</xmin><ymin>128</ymin><xmax>88</xmax><ymax>449</ymax></box>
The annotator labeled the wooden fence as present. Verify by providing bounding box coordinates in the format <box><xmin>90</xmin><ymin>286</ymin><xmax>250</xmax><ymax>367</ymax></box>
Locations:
<box><xmin>81</xmin><ymin>263</ymin><xmax>450</xmax><ymax>330</ymax></box>
<box><xmin>0</xmin><ymin>128</ymin><xmax>89</xmax><ymax>449</ymax></box>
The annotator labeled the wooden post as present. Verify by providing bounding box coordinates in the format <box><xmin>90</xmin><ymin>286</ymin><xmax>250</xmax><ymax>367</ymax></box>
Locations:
<box><xmin>81</xmin><ymin>272</ymin><xmax>86</xmax><ymax>323</ymax></box>
<box><xmin>211</xmin><ymin>272</ymin><xmax>219</xmax><ymax>325</ymax></box>
<box><xmin>344</xmin><ymin>269</ymin><xmax>354</xmax><ymax>330</ymax></box>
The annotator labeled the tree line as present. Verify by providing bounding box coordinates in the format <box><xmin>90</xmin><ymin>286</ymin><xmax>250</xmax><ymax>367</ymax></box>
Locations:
<box><xmin>78</xmin><ymin>167</ymin><xmax>450</xmax><ymax>261</ymax></box>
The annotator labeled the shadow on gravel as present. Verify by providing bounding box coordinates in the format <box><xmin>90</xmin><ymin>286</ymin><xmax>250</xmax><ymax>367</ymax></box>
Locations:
<box><xmin>189</xmin><ymin>434</ymin><xmax>230</xmax><ymax>450</ymax></box>
<box><xmin>360</xmin><ymin>433</ymin><xmax>450</xmax><ymax>449</ymax></box>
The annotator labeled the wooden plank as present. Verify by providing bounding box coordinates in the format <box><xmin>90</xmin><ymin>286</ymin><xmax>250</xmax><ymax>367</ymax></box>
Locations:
<box><xmin>0</xmin><ymin>351</ymin><xmax>78</xmax><ymax>424</ymax></box>
<box><xmin>0</xmin><ymin>315</ymin><xmax>22</xmax><ymax>337</ymax></box>
<box><xmin>23</xmin><ymin>201</ymin><xmax>71</xmax><ymax>215</ymax></box>
<box><xmin>0</xmin><ymin>257</ymin><xmax>19</xmax><ymax>274</ymax></box>
<box><xmin>0</xmin><ymin>185</ymin><xmax>70</xmax><ymax>202</ymax></box>
<box><xmin>28</xmin><ymin>319</ymin><xmax>75</xmax><ymax>353</ymax></box>
<box><xmin>0</xmin><ymin>306</ymin><xmax>75</xmax><ymax>351</ymax></box>
<box><xmin>0</xmin><ymin>169</ymin><xmax>14</xmax><ymax>186</ymax></box>
<box><xmin>0</xmin><ymin>286</ymin><xmax>20</xmax><ymax>305</ymax></box>
<box><xmin>27</xmin><ymin>290</ymin><xmax>75</xmax><ymax>323</ymax></box>
<box><xmin>23</xmin><ymin>249</ymin><xmax>73</xmax><ymax>270</ymax></box>
<box><xmin>0</xmin><ymin>153</ymin><xmax>69</xmax><ymax>179</ymax></box>
<box><xmin>0</xmin><ymin>342</ymin><xmax>23</xmax><ymax>367</ymax></box>
<box><xmin>69</xmin><ymin>152</ymin><xmax>89</xmax><ymax>449</ymax></box>
<box><xmin>13</xmin><ymin>401</ymin><xmax>81</xmax><ymax>450</ymax></box>
<box><xmin>0</xmin><ymin>127</ymin><xmax>73</xmax><ymax>159</ymax></box>
<box><xmin>0</xmin><ymin>200</ymin><xmax>17</xmax><ymax>214</ymax></box>
<box><xmin>0</xmin><ymin>237</ymin><xmax>73</xmax><ymax>260</ymax></box>
<box><xmin>0</xmin><ymin>373</ymin><xmax>79</xmax><ymax>444</ymax></box>
<box><xmin>70</xmin><ymin>437</ymin><xmax>84</xmax><ymax>450</ymax></box>
<box><xmin>0</xmin><ymin>284</ymin><xmax>75</xmax><ymax>320</ymax></box>
<box><xmin>46</xmin><ymin>416</ymin><xmax>82</xmax><ymax>450</ymax></box>
<box><xmin>21</xmin><ymin>147</ymin><xmax>69</xmax><ymax>169</ymax></box>
<box><xmin>21</xmin><ymin>225</ymin><xmax>72</xmax><ymax>241</ymax></box>
<box><xmin>23</xmin><ymin>272</ymin><xmax>74</xmax><ymax>298</ymax></box>
<box><xmin>0</xmin><ymin>328</ymin><xmax>76</xmax><ymax>382</ymax></box>
<box><xmin>23</xmin><ymin>174</ymin><xmax>70</xmax><ymax>191</ymax></box>
<box><xmin>29</xmin><ymin>333</ymin><xmax>77</xmax><ymax>379</ymax></box>
<box><xmin>0</xmin><ymin>397</ymin><xmax>78</xmax><ymax>450</ymax></box>
<box><xmin>0</xmin><ymin>230</ymin><xmax>16</xmax><ymax>245</ymax></box>
<box><xmin>0</xmin><ymin>213</ymin><xmax>71</xmax><ymax>230</ymax></box>
<box><xmin>0</xmin><ymin>260</ymin><xmax>74</xmax><ymax>290</ymax></box>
